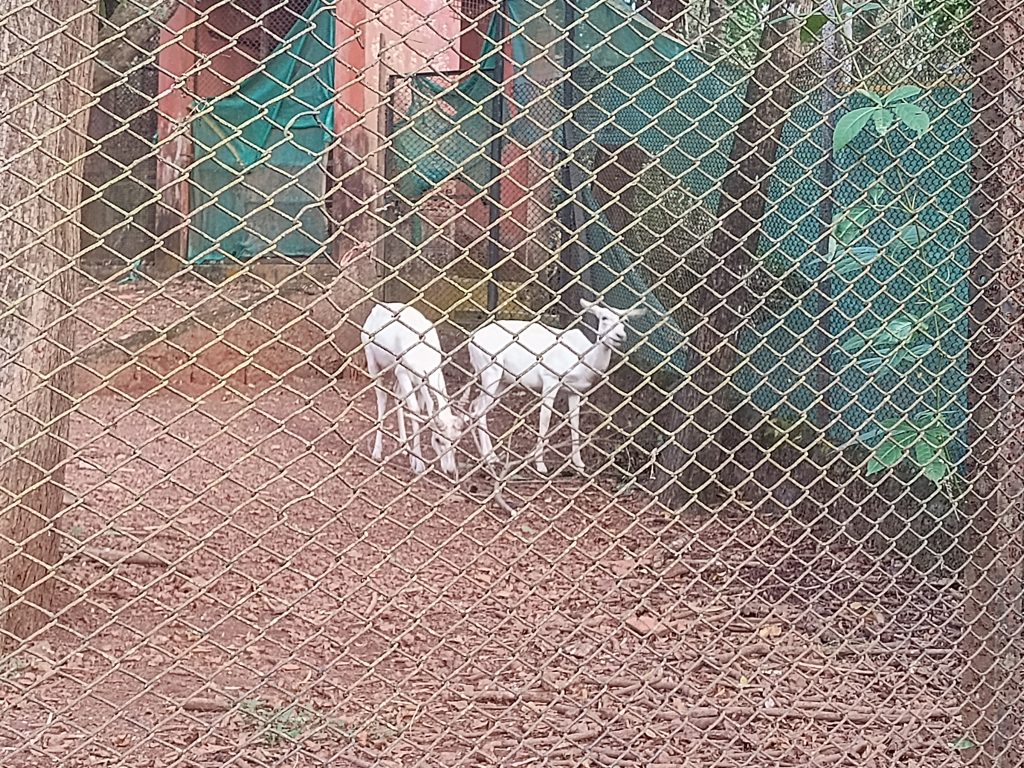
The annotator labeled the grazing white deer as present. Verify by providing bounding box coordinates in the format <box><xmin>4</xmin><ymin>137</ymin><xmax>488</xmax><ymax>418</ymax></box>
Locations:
<box><xmin>361</xmin><ymin>302</ymin><xmax>467</xmax><ymax>479</ymax></box>
<box><xmin>468</xmin><ymin>298</ymin><xmax>646</xmax><ymax>476</ymax></box>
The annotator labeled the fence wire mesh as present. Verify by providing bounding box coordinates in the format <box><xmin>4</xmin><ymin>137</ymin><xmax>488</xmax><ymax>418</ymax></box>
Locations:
<box><xmin>0</xmin><ymin>0</ymin><xmax>1021</xmax><ymax>765</ymax></box>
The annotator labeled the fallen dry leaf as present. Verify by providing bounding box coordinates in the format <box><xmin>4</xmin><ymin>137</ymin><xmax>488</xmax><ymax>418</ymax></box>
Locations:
<box><xmin>625</xmin><ymin>615</ymin><xmax>672</xmax><ymax>636</ymax></box>
<box><xmin>608</xmin><ymin>558</ymin><xmax>637</xmax><ymax>577</ymax></box>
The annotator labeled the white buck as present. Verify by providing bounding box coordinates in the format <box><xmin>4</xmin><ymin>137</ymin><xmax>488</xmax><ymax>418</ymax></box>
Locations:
<box><xmin>361</xmin><ymin>302</ymin><xmax>467</xmax><ymax>479</ymax></box>
<box><xmin>468</xmin><ymin>298</ymin><xmax>645</xmax><ymax>476</ymax></box>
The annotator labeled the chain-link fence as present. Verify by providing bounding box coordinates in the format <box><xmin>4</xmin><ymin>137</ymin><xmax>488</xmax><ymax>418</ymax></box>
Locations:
<box><xmin>0</xmin><ymin>0</ymin><xmax>1020</xmax><ymax>765</ymax></box>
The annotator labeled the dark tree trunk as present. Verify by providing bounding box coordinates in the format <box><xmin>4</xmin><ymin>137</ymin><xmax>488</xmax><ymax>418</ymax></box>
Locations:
<box><xmin>650</xmin><ymin>5</ymin><xmax>804</xmax><ymax>506</ymax></box>
<box><xmin>94</xmin><ymin>0</ymin><xmax>182</xmax><ymax>92</ymax></box>
<box><xmin>0</xmin><ymin>1</ymin><xmax>97</xmax><ymax>646</ymax></box>
<box><xmin>962</xmin><ymin>0</ymin><xmax>1024</xmax><ymax>762</ymax></box>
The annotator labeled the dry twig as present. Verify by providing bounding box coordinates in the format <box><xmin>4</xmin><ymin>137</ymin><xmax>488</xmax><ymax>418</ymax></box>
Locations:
<box><xmin>77</xmin><ymin>545</ymin><xmax>195</xmax><ymax>578</ymax></box>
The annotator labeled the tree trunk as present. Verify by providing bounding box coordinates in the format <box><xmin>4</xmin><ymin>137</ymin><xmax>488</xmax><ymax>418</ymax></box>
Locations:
<box><xmin>962</xmin><ymin>0</ymin><xmax>1024</xmax><ymax>761</ymax></box>
<box><xmin>94</xmin><ymin>0</ymin><xmax>182</xmax><ymax>92</ymax></box>
<box><xmin>650</xmin><ymin>5</ymin><xmax>804</xmax><ymax>506</ymax></box>
<box><xmin>0</xmin><ymin>2</ymin><xmax>97</xmax><ymax>646</ymax></box>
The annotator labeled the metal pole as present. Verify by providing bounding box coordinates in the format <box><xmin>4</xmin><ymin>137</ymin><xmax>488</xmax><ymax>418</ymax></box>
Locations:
<box><xmin>484</xmin><ymin>4</ymin><xmax>507</xmax><ymax>312</ymax></box>
<box><xmin>557</xmin><ymin>0</ymin><xmax>583</xmax><ymax>321</ymax></box>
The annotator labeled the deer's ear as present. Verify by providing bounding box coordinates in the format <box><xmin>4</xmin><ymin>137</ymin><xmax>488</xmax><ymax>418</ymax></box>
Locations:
<box><xmin>627</xmin><ymin>306</ymin><xmax>649</xmax><ymax>320</ymax></box>
<box><xmin>579</xmin><ymin>298</ymin><xmax>596</xmax><ymax>313</ymax></box>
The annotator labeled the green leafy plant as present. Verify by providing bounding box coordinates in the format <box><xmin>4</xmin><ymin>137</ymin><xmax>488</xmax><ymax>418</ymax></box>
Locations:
<box><xmin>825</xmin><ymin>87</ymin><xmax>958</xmax><ymax>486</ymax></box>
<box><xmin>833</xmin><ymin>86</ymin><xmax>931</xmax><ymax>152</ymax></box>
<box><xmin>793</xmin><ymin>0</ymin><xmax>882</xmax><ymax>43</ymax></box>
<box><xmin>787</xmin><ymin>0</ymin><xmax>971</xmax><ymax>73</ymax></box>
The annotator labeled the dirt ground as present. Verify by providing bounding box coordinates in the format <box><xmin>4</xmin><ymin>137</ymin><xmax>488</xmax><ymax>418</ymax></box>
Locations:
<box><xmin>1</xmin><ymin>278</ymin><xmax>963</xmax><ymax>767</ymax></box>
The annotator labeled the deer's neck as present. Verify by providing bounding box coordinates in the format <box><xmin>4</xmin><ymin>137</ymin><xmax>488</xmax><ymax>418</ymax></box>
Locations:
<box><xmin>425</xmin><ymin>369</ymin><xmax>450</xmax><ymax>414</ymax></box>
<box><xmin>571</xmin><ymin>338</ymin><xmax>609</xmax><ymax>378</ymax></box>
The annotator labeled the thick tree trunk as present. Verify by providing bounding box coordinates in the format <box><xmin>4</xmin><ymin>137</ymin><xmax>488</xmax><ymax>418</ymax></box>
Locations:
<box><xmin>650</xmin><ymin>5</ymin><xmax>804</xmax><ymax>506</ymax></box>
<box><xmin>0</xmin><ymin>2</ymin><xmax>97</xmax><ymax>646</ymax></box>
<box><xmin>963</xmin><ymin>0</ymin><xmax>1024</xmax><ymax>762</ymax></box>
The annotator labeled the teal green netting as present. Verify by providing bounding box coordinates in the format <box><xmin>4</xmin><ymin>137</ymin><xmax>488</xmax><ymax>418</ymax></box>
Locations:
<box><xmin>387</xmin><ymin>0</ymin><xmax>970</xmax><ymax>455</ymax></box>
<box><xmin>189</xmin><ymin>0</ymin><xmax>335</xmax><ymax>263</ymax></box>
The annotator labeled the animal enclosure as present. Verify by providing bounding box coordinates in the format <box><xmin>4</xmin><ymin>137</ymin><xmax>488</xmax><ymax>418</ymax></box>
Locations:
<box><xmin>0</xmin><ymin>0</ymin><xmax>1020</xmax><ymax>767</ymax></box>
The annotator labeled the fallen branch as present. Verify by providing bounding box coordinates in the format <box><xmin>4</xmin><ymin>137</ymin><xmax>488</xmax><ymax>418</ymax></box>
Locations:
<box><xmin>486</xmin><ymin>726</ymin><xmax>637</xmax><ymax>751</ymax></box>
<box><xmin>589</xmin><ymin>747</ymin><xmax>644</xmax><ymax>766</ymax></box>
<box><xmin>180</xmin><ymin>696</ymin><xmax>232</xmax><ymax>712</ymax></box>
<box><xmin>77</xmin><ymin>545</ymin><xmax>194</xmax><ymax>578</ymax></box>
<box><xmin>596</xmin><ymin>676</ymin><xmax>696</xmax><ymax>695</ymax></box>
<box><xmin>668</xmin><ymin>642</ymin><xmax>774</xmax><ymax>680</ymax></box>
<box><xmin>833</xmin><ymin>643</ymin><xmax>955</xmax><ymax>660</ymax></box>
<box><xmin>815</xmin><ymin>740</ymin><xmax>872</xmax><ymax>764</ymax></box>
<box><xmin>466</xmin><ymin>688</ymin><xmax>580</xmax><ymax>716</ymax></box>
<box><xmin>485</xmin><ymin>726</ymin><xmax>603</xmax><ymax>750</ymax></box>
<box><xmin>469</xmin><ymin>689</ymin><xmax>558</xmax><ymax>704</ymax></box>
<box><xmin>659</xmin><ymin>704</ymin><xmax>955</xmax><ymax>726</ymax></box>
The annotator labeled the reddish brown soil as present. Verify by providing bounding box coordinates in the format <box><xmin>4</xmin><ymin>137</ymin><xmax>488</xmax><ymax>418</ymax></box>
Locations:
<box><xmin>1</xmin><ymin>278</ymin><xmax>961</xmax><ymax>767</ymax></box>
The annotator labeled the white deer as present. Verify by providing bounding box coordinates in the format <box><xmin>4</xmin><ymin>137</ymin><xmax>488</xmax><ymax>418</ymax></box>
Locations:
<box><xmin>468</xmin><ymin>298</ymin><xmax>646</xmax><ymax>476</ymax></box>
<box><xmin>361</xmin><ymin>302</ymin><xmax>467</xmax><ymax>479</ymax></box>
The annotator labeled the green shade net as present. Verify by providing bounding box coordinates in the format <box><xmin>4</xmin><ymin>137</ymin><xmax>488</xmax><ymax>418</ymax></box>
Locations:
<box><xmin>386</xmin><ymin>0</ymin><xmax>971</xmax><ymax>458</ymax></box>
<box><xmin>189</xmin><ymin>0</ymin><xmax>335</xmax><ymax>263</ymax></box>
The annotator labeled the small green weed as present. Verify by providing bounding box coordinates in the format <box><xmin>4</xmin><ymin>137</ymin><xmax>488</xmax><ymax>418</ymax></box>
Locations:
<box><xmin>236</xmin><ymin>699</ymin><xmax>351</xmax><ymax>746</ymax></box>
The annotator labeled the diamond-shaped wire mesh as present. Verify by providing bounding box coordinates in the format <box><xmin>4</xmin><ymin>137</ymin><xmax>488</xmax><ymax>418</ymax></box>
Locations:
<box><xmin>0</xmin><ymin>0</ymin><xmax>1020</xmax><ymax>765</ymax></box>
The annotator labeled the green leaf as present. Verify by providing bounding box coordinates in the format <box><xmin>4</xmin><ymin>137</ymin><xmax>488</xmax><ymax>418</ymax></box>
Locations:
<box><xmin>859</xmin><ymin>89</ymin><xmax>886</xmax><ymax>106</ymax></box>
<box><xmin>826</xmin><ymin>235</ymin><xmax>840</xmax><ymax>262</ymax></box>
<box><xmin>833</xmin><ymin>206</ymin><xmax>874</xmax><ymax>244</ymax></box>
<box><xmin>832</xmin><ymin>246</ymin><xmax>880</xmax><ymax>278</ymax></box>
<box><xmin>873</xmin><ymin>439</ymin><xmax>905</xmax><ymax>469</ymax></box>
<box><xmin>857</xmin><ymin>425</ymin><xmax>883</xmax><ymax>443</ymax></box>
<box><xmin>886</xmin><ymin>317</ymin><xmax>916</xmax><ymax>340</ymax></box>
<box><xmin>866</xmin><ymin>457</ymin><xmax>885</xmax><ymax>474</ymax></box>
<box><xmin>872</xmin><ymin>108</ymin><xmax>894</xmax><ymax>134</ymax></box>
<box><xmin>891</xmin><ymin>422</ymin><xmax>922</xmax><ymax>446</ymax></box>
<box><xmin>834</xmin><ymin>221</ymin><xmax>856</xmax><ymax>245</ymax></box>
<box><xmin>892</xmin><ymin>103</ymin><xmax>931</xmax><ymax>137</ymax></box>
<box><xmin>885</xmin><ymin>85</ymin><xmax>924</xmax><ymax>104</ymax></box>
<box><xmin>896</xmin><ymin>222</ymin><xmax>924</xmax><ymax>248</ymax></box>
<box><xmin>887</xmin><ymin>348</ymin><xmax>914</xmax><ymax>368</ymax></box>
<box><xmin>841</xmin><ymin>334</ymin><xmax>869</xmax><ymax>353</ymax></box>
<box><xmin>800</xmin><ymin>13</ymin><xmax>830</xmax><ymax>42</ymax></box>
<box><xmin>924</xmin><ymin>423</ymin><xmax>952</xmax><ymax>447</ymax></box>
<box><xmin>951</xmin><ymin>736</ymin><xmax>977</xmax><ymax>751</ymax></box>
<box><xmin>834</xmin><ymin>107</ymin><xmax>877</xmax><ymax>152</ymax></box>
<box><xmin>924</xmin><ymin>454</ymin><xmax>948</xmax><ymax>483</ymax></box>
<box><xmin>849</xmin><ymin>246</ymin><xmax>880</xmax><ymax>263</ymax></box>
<box><xmin>833</xmin><ymin>258</ymin><xmax>859</xmax><ymax>279</ymax></box>
<box><xmin>914</xmin><ymin>439</ymin><xmax>937</xmax><ymax>465</ymax></box>
<box><xmin>904</xmin><ymin>342</ymin><xmax>933</xmax><ymax>359</ymax></box>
